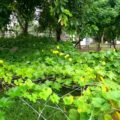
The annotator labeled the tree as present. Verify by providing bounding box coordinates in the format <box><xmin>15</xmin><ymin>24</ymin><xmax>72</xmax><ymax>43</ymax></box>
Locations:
<box><xmin>38</xmin><ymin>1</ymin><xmax>55</xmax><ymax>37</ymax></box>
<box><xmin>66</xmin><ymin>0</ymin><xmax>94</xmax><ymax>47</ymax></box>
<box><xmin>67</xmin><ymin>0</ymin><xmax>120</xmax><ymax>51</ymax></box>
<box><xmin>51</xmin><ymin>0</ymin><xmax>72</xmax><ymax>41</ymax></box>
<box><xmin>39</xmin><ymin>0</ymin><xmax>72</xmax><ymax>41</ymax></box>
<box><xmin>13</xmin><ymin>0</ymin><xmax>43</xmax><ymax>35</ymax></box>
<box><xmin>80</xmin><ymin>0</ymin><xmax>118</xmax><ymax>50</ymax></box>
<box><xmin>0</xmin><ymin>0</ymin><xmax>13</xmax><ymax>36</ymax></box>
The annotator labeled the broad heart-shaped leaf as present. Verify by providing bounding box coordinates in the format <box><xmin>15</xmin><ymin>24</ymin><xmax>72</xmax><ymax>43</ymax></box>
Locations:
<box><xmin>69</xmin><ymin>109</ymin><xmax>80</xmax><ymax>120</ymax></box>
<box><xmin>63</xmin><ymin>95</ymin><xmax>74</xmax><ymax>105</ymax></box>
<box><xmin>74</xmin><ymin>97</ymin><xmax>91</xmax><ymax>113</ymax></box>
<box><xmin>7</xmin><ymin>86</ymin><xmax>27</xmax><ymax>98</ymax></box>
<box><xmin>0</xmin><ymin>112</ymin><xmax>5</xmax><ymax>120</ymax></box>
<box><xmin>39</xmin><ymin>87</ymin><xmax>52</xmax><ymax>100</ymax></box>
<box><xmin>92</xmin><ymin>97</ymin><xmax>105</xmax><ymax>108</ymax></box>
<box><xmin>50</xmin><ymin>93</ymin><xmax>60</xmax><ymax>104</ymax></box>
<box><xmin>104</xmin><ymin>114</ymin><xmax>112</xmax><ymax>120</ymax></box>
<box><xmin>80</xmin><ymin>112</ymin><xmax>89</xmax><ymax>120</ymax></box>
<box><xmin>52</xmin><ymin>82</ymin><xmax>61</xmax><ymax>90</ymax></box>
<box><xmin>23</xmin><ymin>92</ymin><xmax>38</xmax><ymax>103</ymax></box>
<box><xmin>0</xmin><ymin>97</ymin><xmax>12</xmax><ymax>108</ymax></box>
<box><xmin>104</xmin><ymin>90</ymin><xmax>120</xmax><ymax>102</ymax></box>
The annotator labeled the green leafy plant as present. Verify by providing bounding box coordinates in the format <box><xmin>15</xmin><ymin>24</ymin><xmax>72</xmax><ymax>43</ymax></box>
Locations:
<box><xmin>0</xmin><ymin>36</ymin><xmax>120</xmax><ymax>120</ymax></box>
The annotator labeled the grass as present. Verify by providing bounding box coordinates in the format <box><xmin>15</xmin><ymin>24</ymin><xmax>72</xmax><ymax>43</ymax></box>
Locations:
<box><xmin>3</xmin><ymin>99</ymin><xmax>67</xmax><ymax>120</ymax></box>
<box><xmin>4</xmin><ymin>100</ymin><xmax>38</xmax><ymax>120</ymax></box>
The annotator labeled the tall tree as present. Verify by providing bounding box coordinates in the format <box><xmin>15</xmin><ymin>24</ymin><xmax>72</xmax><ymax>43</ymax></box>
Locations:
<box><xmin>92</xmin><ymin>0</ymin><xmax>119</xmax><ymax>50</ymax></box>
<box><xmin>13</xmin><ymin>0</ymin><xmax>42</xmax><ymax>35</ymax></box>
<box><xmin>0</xmin><ymin>0</ymin><xmax>13</xmax><ymax>36</ymax></box>
<box><xmin>39</xmin><ymin>0</ymin><xmax>72</xmax><ymax>41</ymax></box>
<box><xmin>50</xmin><ymin>0</ymin><xmax>72</xmax><ymax>41</ymax></box>
<box><xmin>67</xmin><ymin>0</ymin><xmax>94</xmax><ymax>47</ymax></box>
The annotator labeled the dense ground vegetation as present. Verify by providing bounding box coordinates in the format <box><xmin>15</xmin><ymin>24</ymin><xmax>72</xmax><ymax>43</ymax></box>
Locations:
<box><xmin>0</xmin><ymin>0</ymin><xmax>120</xmax><ymax>120</ymax></box>
<box><xmin>0</xmin><ymin>36</ymin><xmax>120</xmax><ymax>120</ymax></box>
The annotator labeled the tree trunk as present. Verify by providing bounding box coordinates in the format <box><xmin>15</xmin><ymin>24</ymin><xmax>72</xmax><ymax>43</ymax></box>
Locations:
<box><xmin>112</xmin><ymin>39</ymin><xmax>117</xmax><ymax>51</ymax></box>
<box><xmin>16</xmin><ymin>15</ymin><xmax>28</xmax><ymax>35</ymax></box>
<box><xmin>101</xmin><ymin>33</ymin><xmax>104</xmax><ymax>44</ymax></box>
<box><xmin>56</xmin><ymin>24</ymin><xmax>62</xmax><ymax>42</ymax></box>
<box><xmin>49</xmin><ymin>27</ymin><xmax>52</xmax><ymax>38</ymax></box>
<box><xmin>110</xmin><ymin>40</ymin><xmax>112</xmax><ymax>48</ymax></box>
<box><xmin>1</xmin><ymin>29</ymin><xmax>5</xmax><ymax>37</ymax></box>
<box><xmin>22</xmin><ymin>20</ymin><xmax>28</xmax><ymax>35</ymax></box>
<box><xmin>75</xmin><ymin>36</ymin><xmax>81</xmax><ymax>49</ymax></box>
<box><xmin>79</xmin><ymin>37</ymin><xmax>81</xmax><ymax>49</ymax></box>
<box><xmin>97</xmin><ymin>42</ymin><xmax>101</xmax><ymax>51</ymax></box>
<box><xmin>95</xmin><ymin>36</ymin><xmax>101</xmax><ymax>51</ymax></box>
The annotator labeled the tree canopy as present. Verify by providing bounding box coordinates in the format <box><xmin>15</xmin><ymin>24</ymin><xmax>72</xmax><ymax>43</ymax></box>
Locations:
<box><xmin>0</xmin><ymin>0</ymin><xmax>120</xmax><ymax>42</ymax></box>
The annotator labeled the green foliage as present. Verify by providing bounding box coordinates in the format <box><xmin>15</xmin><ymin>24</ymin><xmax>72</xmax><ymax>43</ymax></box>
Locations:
<box><xmin>63</xmin><ymin>96</ymin><xmax>74</xmax><ymax>105</ymax></box>
<box><xmin>0</xmin><ymin>0</ymin><xmax>13</xmax><ymax>31</ymax></box>
<box><xmin>0</xmin><ymin>36</ymin><xmax>120</xmax><ymax>119</ymax></box>
<box><xmin>0</xmin><ymin>112</ymin><xmax>4</xmax><ymax>120</ymax></box>
<box><xmin>69</xmin><ymin>109</ymin><xmax>80</xmax><ymax>120</ymax></box>
<box><xmin>50</xmin><ymin>0</ymin><xmax>72</xmax><ymax>26</ymax></box>
<box><xmin>50</xmin><ymin>93</ymin><xmax>60</xmax><ymax>104</ymax></box>
<box><xmin>0</xmin><ymin>97</ymin><xmax>13</xmax><ymax>108</ymax></box>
